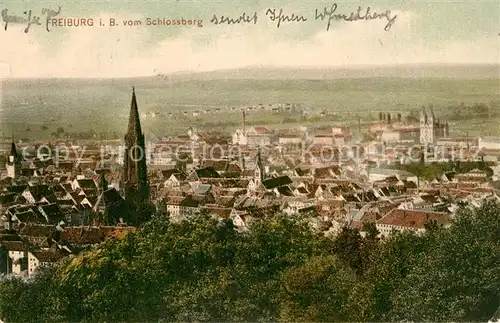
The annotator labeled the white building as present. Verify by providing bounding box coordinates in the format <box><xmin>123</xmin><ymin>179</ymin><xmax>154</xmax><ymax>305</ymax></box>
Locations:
<box><xmin>381</xmin><ymin>130</ymin><xmax>401</xmax><ymax>143</ymax></box>
<box><xmin>278</xmin><ymin>135</ymin><xmax>302</xmax><ymax>145</ymax></box>
<box><xmin>478</xmin><ymin>137</ymin><xmax>500</xmax><ymax>150</ymax></box>
<box><xmin>8</xmin><ymin>244</ymin><xmax>27</xmax><ymax>276</ymax></box>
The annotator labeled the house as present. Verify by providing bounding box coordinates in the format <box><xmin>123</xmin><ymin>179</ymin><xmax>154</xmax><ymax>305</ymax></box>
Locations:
<box><xmin>57</xmin><ymin>226</ymin><xmax>135</xmax><ymax>247</ymax></box>
<box><xmin>201</xmin><ymin>160</ymin><xmax>242</xmax><ymax>177</ymax></box>
<box><xmin>455</xmin><ymin>168</ymin><xmax>488</xmax><ymax>182</ymax></box>
<box><xmin>71</xmin><ymin>178</ymin><xmax>98</xmax><ymax>192</ymax></box>
<box><xmin>19</xmin><ymin>224</ymin><xmax>57</xmax><ymax>246</ymax></box>
<box><xmin>188</xmin><ymin>167</ymin><xmax>220</xmax><ymax>182</ymax></box>
<box><xmin>28</xmin><ymin>249</ymin><xmax>67</xmax><ymax>277</ymax></box>
<box><xmin>246</xmin><ymin>127</ymin><xmax>274</xmax><ymax>147</ymax></box>
<box><xmin>233</xmin><ymin>125</ymin><xmax>275</xmax><ymax>147</ymax></box>
<box><xmin>0</xmin><ymin>231</ymin><xmax>27</xmax><ymax>276</ymax></box>
<box><xmin>477</xmin><ymin>137</ymin><xmax>500</xmax><ymax>150</ymax></box>
<box><xmin>202</xmin><ymin>160</ymin><xmax>230</xmax><ymax>174</ymax></box>
<box><xmin>368</xmin><ymin>167</ymin><xmax>417</xmax><ymax>182</ymax></box>
<box><xmin>259</xmin><ymin>176</ymin><xmax>294</xmax><ymax>197</ymax></box>
<box><xmin>93</xmin><ymin>188</ymin><xmax>127</xmax><ymax>225</ymax></box>
<box><xmin>313</xmin><ymin>166</ymin><xmax>341</xmax><ymax>180</ymax></box>
<box><xmin>22</xmin><ymin>185</ymin><xmax>54</xmax><ymax>204</ymax></box>
<box><xmin>312</xmin><ymin>135</ymin><xmax>334</xmax><ymax>145</ymax></box>
<box><xmin>38</xmin><ymin>203</ymin><xmax>65</xmax><ymax>225</ymax></box>
<box><xmin>278</xmin><ymin>134</ymin><xmax>302</xmax><ymax>145</ymax></box>
<box><xmin>10</xmin><ymin>206</ymin><xmax>47</xmax><ymax>225</ymax></box>
<box><xmin>164</xmin><ymin>172</ymin><xmax>187</xmax><ymax>188</ymax></box>
<box><xmin>167</xmin><ymin>195</ymin><xmax>205</xmax><ymax>219</ymax></box>
<box><xmin>20</xmin><ymin>161</ymin><xmax>39</xmax><ymax>177</ymax></box>
<box><xmin>376</xmin><ymin>209</ymin><xmax>451</xmax><ymax>237</ymax></box>
<box><xmin>282</xmin><ymin>199</ymin><xmax>316</xmax><ymax>215</ymax></box>
<box><xmin>230</xmin><ymin>209</ymin><xmax>251</xmax><ymax>232</ymax></box>
<box><xmin>381</xmin><ymin>130</ymin><xmax>401</xmax><ymax>142</ymax></box>
<box><xmin>199</xmin><ymin>206</ymin><xmax>233</xmax><ymax>220</ymax></box>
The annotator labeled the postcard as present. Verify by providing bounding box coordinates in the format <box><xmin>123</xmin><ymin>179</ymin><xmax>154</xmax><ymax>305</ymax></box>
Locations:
<box><xmin>0</xmin><ymin>0</ymin><xmax>499</xmax><ymax>322</ymax></box>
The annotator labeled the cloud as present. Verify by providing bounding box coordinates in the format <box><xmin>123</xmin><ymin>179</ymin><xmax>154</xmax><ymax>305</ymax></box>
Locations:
<box><xmin>0</xmin><ymin>9</ymin><xmax>498</xmax><ymax>78</ymax></box>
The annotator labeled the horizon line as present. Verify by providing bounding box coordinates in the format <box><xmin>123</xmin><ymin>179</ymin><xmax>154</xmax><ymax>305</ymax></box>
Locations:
<box><xmin>2</xmin><ymin>62</ymin><xmax>499</xmax><ymax>80</ymax></box>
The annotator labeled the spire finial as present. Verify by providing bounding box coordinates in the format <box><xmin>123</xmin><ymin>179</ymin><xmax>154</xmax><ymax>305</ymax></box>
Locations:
<box><xmin>132</xmin><ymin>86</ymin><xmax>135</xmax><ymax>94</ymax></box>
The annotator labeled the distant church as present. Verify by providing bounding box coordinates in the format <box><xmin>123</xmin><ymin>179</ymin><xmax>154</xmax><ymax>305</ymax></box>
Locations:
<box><xmin>420</xmin><ymin>107</ymin><xmax>449</xmax><ymax>144</ymax></box>
<box><xmin>6</xmin><ymin>140</ymin><xmax>21</xmax><ymax>179</ymax></box>
<box><xmin>122</xmin><ymin>87</ymin><xmax>152</xmax><ymax>224</ymax></box>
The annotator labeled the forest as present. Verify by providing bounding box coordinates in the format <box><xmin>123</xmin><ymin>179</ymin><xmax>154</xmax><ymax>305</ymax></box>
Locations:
<box><xmin>0</xmin><ymin>201</ymin><xmax>499</xmax><ymax>322</ymax></box>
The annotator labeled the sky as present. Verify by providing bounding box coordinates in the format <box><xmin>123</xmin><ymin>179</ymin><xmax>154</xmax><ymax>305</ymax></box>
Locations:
<box><xmin>0</xmin><ymin>0</ymin><xmax>499</xmax><ymax>78</ymax></box>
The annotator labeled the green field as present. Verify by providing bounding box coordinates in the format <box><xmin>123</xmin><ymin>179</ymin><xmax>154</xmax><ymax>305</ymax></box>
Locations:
<box><xmin>1</xmin><ymin>73</ymin><xmax>499</xmax><ymax>140</ymax></box>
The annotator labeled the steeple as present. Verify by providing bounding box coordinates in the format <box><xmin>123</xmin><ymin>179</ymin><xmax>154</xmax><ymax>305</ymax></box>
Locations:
<box><xmin>242</xmin><ymin>110</ymin><xmax>246</xmax><ymax>136</ymax></box>
<box><xmin>128</xmin><ymin>86</ymin><xmax>142</xmax><ymax>137</ymax></box>
<box><xmin>420</xmin><ymin>107</ymin><xmax>427</xmax><ymax>124</ymax></box>
<box><xmin>99</xmin><ymin>173</ymin><xmax>108</xmax><ymax>193</ymax></box>
<box><xmin>9</xmin><ymin>139</ymin><xmax>18</xmax><ymax>161</ymax></box>
<box><xmin>256</xmin><ymin>148</ymin><xmax>263</xmax><ymax>171</ymax></box>
<box><xmin>255</xmin><ymin>148</ymin><xmax>264</xmax><ymax>183</ymax></box>
<box><xmin>7</xmin><ymin>138</ymin><xmax>20</xmax><ymax>179</ymax></box>
<box><xmin>123</xmin><ymin>87</ymin><xmax>150</xmax><ymax>223</ymax></box>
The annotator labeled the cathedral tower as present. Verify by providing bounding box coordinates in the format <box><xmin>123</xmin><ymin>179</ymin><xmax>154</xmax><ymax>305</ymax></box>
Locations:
<box><xmin>6</xmin><ymin>139</ymin><xmax>20</xmax><ymax>179</ymax></box>
<box><xmin>420</xmin><ymin>107</ymin><xmax>434</xmax><ymax>144</ymax></box>
<box><xmin>123</xmin><ymin>87</ymin><xmax>149</xmax><ymax>216</ymax></box>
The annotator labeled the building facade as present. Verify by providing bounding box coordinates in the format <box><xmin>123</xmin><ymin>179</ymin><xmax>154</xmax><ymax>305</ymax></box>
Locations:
<box><xmin>420</xmin><ymin>107</ymin><xmax>449</xmax><ymax>144</ymax></box>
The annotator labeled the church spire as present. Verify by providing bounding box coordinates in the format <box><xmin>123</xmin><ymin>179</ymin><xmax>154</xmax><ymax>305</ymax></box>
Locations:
<box><xmin>255</xmin><ymin>148</ymin><xmax>264</xmax><ymax>183</ymax></box>
<box><xmin>128</xmin><ymin>86</ymin><xmax>142</xmax><ymax>137</ymax></box>
<box><xmin>7</xmin><ymin>136</ymin><xmax>20</xmax><ymax>179</ymax></box>
<box><xmin>10</xmin><ymin>138</ymin><xmax>18</xmax><ymax>160</ymax></box>
<box><xmin>123</xmin><ymin>87</ymin><xmax>150</xmax><ymax>224</ymax></box>
<box><xmin>257</xmin><ymin>148</ymin><xmax>263</xmax><ymax>171</ymax></box>
<box><xmin>99</xmin><ymin>173</ymin><xmax>108</xmax><ymax>193</ymax></box>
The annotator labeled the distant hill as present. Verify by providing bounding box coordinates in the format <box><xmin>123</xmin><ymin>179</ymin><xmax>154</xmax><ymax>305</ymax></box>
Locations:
<box><xmin>166</xmin><ymin>64</ymin><xmax>500</xmax><ymax>81</ymax></box>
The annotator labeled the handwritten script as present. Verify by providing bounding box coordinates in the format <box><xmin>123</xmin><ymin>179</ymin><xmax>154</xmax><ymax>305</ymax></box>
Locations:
<box><xmin>210</xmin><ymin>3</ymin><xmax>396</xmax><ymax>31</ymax></box>
<box><xmin>1</xmin><ymin>7</ymin><xmax>61</xmax><ymax>32</ymax></box>
<box><xmin>3</xmin><ymin>3</ymin><xmax>397</xmax><ymax>33</ymax></box>
<box><xmin>210</xmin><ymin>12</ymin><xmax>258</xmax><ymax>25</ymax></box>
<box><xmin>315</xmin><ymin>3</ymin><xmax>397</xmax><ymax>31</ymax></box>
<box><xmin>266</xmin><ymin>8</ymin><xmax>307</xmax><ymax>28</ymax></box>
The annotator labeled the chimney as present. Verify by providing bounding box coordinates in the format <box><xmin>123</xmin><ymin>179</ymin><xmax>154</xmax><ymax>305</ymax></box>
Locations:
<box><xmin>242</xmin><ymin>110</ymin><xmax>246</xmax><ymax>136</ymax></box>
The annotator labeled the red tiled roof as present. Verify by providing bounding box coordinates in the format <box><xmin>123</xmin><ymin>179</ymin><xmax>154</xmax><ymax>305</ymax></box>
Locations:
<box><xmin>377</xmin><ymin>209</ymin><xmax>451</xmax><ymax>229</ymax></box>
<box><xmin>31</xmin><ymin>250</ymin><xmax>66</xmax><ymax>263</ymax></box>
<box><xmin>200</xmin><ymin>206</ymin><xmax>232</xmax><ymax>219</ymax></box>
<box><xmin>1</xmin><ymin>241</ymin><xmax>25</xmax><ymax>251</ymax></box>
<box><xmin>59</xmin><ymin>226</ymin><xmax>135</xmax><ymax>245</ymax></box>
<box><xmin>252</xmin><ymin>127</ymin><xmax>270</xmax><ymax>134</ymax></box>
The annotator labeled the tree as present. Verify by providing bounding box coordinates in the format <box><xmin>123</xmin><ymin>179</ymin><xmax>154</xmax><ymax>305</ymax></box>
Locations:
<box><xmin>390</xmin><ymin>201</ymin><xmax>500</xmax><ymax>322</ymax></box>
<box><xmin>1</xmin><ymin>204</ymin><xmax>499</xmax><ymax>322</ymax></box>
<box><xmin>0</xmin><ymin>267</ymin><xmax>63</xmax><ymax>322</ymax></box>
<box><xmin>279</xmin><ymin>256</ymin><xmax>356</xmax><ymax>322</ymax></box>
<box><xmin>332</xmin><ymin>226</ymin><xmax>364</xmax><ymax>274</ymax></box>
<box><xmin>344</xmin><ymin>231</ymin><xmax>430</xmax><ymax>321</ymax></box>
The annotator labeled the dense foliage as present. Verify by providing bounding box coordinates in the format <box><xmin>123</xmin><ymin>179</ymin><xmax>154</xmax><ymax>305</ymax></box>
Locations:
<box><xmin>0</xmin><ymin>202</ymin><xmax>499</xmax><ymax>322</ymax></box>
